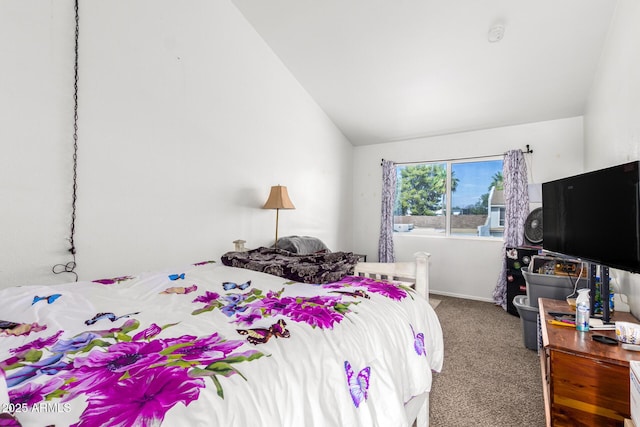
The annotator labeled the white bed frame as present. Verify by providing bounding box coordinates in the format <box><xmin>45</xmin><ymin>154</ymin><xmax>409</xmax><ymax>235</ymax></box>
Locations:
<box><xmin>353</xmin><ymin>252</ymin><xmax>431</xmax><ymax>427</ymax></box>
<box><xmin>353</xmin><ymin>251</ymin><xmax>430</xmax><ymax>298</ymax></box>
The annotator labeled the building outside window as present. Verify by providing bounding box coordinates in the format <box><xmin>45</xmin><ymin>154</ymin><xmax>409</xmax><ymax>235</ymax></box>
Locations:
<box><xmin>394</xmin><ymin>158</ymin><xmax>504</xmax><ymax>238</ymax></box>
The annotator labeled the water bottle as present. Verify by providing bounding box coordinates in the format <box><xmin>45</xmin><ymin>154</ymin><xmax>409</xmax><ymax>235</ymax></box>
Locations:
<box><xmin>576</xmin><ymin>288</ymin><xmax>590</xmax><ymax>332</ymax></box>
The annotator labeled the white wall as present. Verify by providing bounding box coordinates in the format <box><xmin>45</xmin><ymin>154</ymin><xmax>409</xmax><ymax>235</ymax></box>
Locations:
<box><xmin>583</xmin><ymin>0</ymin><xmax>640</xmax><ymax>316</ymax></box>
<box><xmin>0</xmin><ymin>0</ymin><xmax>353</xmax><ymax>288</ymax></box>
<box><xmin>353</xmin><ymin>117</ymin><xmax>584</xmax><ymax>301</ymax></box>
<box><xmin>4</xmin><ymin>0</ymin><xmax>634</xmax><ymax>308</ymax></box>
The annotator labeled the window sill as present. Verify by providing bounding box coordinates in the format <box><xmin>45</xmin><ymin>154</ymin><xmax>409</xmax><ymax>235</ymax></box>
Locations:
<box><xmin>393</xmin><ymin>232</ymin><xmax>503</xmax><ymax>242</ymax></box>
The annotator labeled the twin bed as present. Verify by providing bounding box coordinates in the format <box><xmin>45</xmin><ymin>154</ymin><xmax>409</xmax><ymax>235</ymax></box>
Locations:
<box><xmin>0</xmin><ymin>250</ymin><xmax>443</xmax><ymax>426</ymax></box>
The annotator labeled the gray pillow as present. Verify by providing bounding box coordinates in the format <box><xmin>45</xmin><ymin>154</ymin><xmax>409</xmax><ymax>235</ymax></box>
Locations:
<box><xmin>274</xmin><ymin>236</ymin><xmax>330</xmax><ymax>254</ymax></box>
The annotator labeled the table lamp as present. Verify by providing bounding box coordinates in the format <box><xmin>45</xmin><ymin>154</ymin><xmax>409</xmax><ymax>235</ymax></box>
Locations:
<box><xmin>263</xmin><ymin>185</ymin><xmax>295</xmax><ymax>248</ymax></box>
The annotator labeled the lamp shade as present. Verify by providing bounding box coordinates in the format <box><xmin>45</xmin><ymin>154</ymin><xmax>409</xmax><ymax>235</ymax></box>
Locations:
<box><xmin>263</xmin><ymin>185</ymin><xmax>295</xmax><ymax>210</ymax></box>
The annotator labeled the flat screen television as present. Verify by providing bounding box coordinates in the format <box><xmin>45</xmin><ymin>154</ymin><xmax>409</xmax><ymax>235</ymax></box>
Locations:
<box><xmin>542</xmin><ymin>160</ymin><xmax>640</xmax><ymax>274</ymax></box>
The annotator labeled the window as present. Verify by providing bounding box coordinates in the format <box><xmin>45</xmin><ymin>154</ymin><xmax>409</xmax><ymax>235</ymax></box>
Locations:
<box><xmin>394</xmin><ymin>158</ymin><xmax>504</xmax><ymax>238</ymax></box>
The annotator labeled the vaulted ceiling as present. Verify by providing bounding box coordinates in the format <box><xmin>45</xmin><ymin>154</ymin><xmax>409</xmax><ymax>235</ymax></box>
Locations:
<box><xmin>231</xmin><ymin>0</ymin><xmax>617</xmax><ymax>145</ymax></box>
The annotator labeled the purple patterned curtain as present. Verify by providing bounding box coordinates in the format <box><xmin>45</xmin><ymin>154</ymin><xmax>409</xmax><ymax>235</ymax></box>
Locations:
<box><xmin>493</xmin><ymin>150</ymin><xmax>529</xmax><ymax>309</ymax></box>
<box><xmin>378</xmin><ymin>160</ymin><xmax>396</xmax><ymax>262</ymax></box>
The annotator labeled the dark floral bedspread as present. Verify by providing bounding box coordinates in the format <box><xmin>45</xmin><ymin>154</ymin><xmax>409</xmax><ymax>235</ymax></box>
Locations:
<box><xmin>221</xmin><ymin>247</ymin><xmax>360</xmax><ymax>284</ymax></box>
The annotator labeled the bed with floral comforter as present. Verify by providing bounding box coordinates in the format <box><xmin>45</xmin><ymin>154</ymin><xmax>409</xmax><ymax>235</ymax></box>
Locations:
<box><xmin>0</xmin><ymin>260</ymin><xmax>443</xmax><ymax>427</ymax></box>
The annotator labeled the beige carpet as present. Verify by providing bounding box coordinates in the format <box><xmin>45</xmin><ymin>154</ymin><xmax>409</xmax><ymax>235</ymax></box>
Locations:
<box><xmin>429</xmin><ymin>298</ymin><xmax>441</xmax><ymax>309</ymax></box>
<box><xmin>429</xmin><ymin>295</ymin><xmax>544</xmax><ymax>426</ymax></box>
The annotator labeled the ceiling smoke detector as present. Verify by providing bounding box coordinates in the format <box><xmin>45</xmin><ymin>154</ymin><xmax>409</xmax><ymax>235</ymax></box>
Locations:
<box><xmin>488</xmin><ymin>24</ymin><xmax>505</xmax><ymax>43</ymax></box>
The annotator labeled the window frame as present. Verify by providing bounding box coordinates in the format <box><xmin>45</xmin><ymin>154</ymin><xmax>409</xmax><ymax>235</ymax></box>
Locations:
<box><xmin>394</xmin><ymin>156</ymin><xmax>504</xmax><ymax>240</ymax></box>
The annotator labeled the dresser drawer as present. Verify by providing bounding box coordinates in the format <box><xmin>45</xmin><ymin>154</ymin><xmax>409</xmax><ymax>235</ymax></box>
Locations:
<box><xmin>551</xmin><ymin>350</ymin><xmax>629</xmax><ymax>426</ymax></box>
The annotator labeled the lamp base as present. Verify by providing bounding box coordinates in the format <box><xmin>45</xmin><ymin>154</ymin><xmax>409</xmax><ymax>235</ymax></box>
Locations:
<box><xmin>274</xmin><ymin>208</ymin><xmax>280</xmax><ymax>249</ymax></box>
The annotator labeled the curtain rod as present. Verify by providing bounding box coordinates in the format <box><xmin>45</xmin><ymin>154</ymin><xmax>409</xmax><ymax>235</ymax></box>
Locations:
<box><xmin>381</xmin><ymin>145</ymin><xmax>533</xmax><ymax>166</ymax></box>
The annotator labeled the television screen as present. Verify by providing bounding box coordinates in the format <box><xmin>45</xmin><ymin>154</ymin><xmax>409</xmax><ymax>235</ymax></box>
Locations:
<box><xmin>542</xmin><ymin>161</ymin><xmax>640</xmax><ymax>273</ymax></box>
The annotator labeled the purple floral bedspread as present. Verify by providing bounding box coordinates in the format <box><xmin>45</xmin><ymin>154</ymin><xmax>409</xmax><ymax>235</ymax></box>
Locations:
<box><xmin>220</xmin><ymin>247</ymin><xmax>360</xmax><ymax>284</ymax></box>
<box><xmin>0</xmin><ymin>261</ymin><xmax>443</xmax><ymax>426</ymax></box>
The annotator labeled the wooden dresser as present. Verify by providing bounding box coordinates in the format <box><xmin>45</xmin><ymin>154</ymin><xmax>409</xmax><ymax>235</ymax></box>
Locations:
<box><xmin>539</xmin><ymin>298</ymin><xmax>640</xmax><ymax>426</ymax></box>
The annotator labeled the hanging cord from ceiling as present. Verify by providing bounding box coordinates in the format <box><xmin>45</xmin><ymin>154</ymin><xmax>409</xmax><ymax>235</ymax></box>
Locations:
<box><xmin>53</xmin><ymin>0</ymin><xmax>79</xmax><ymax>282</ymax></box>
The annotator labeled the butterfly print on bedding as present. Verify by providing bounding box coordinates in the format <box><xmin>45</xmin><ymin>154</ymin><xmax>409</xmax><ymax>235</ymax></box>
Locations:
<box><xmin>0</xmin><ymin>320</ymin><xmax>21</xmax><ymax>330</ymax></box>
<box><xmin>221</xmin><ymin>304</ymin><xmax>248</xmax><ymax>317</ymax></box>
<box><xmin>161</xmin><ymin>284</ymin><xmax>198</xmax><ymax>295</ymax></box>
<box><xmin>329</xmin><ymin>290</ymin><xmax>370</xmax><ymax>299</ymax></box>
<box><xmin>344</xmin><ymin>360</ymin><xmax>371</xmax><ymax>408</ymax></box>
<box><xmin>222</xmin><ymin>280</ymin><xmax>251</xmax><ymax>291</ymax></box>
<box><xmin>0</xmin><ymin>321</ymin><xmax>46</xmax><ymax>336</ymax></box>
<box><xmin>168</xmin><ymin>273</ymin><xmax>185</xmax><ymax>281</ymax></box>
<box><xmin>410</xmin><ymin>324</ymin><xmax>426</xmax><ymax>356</ymax></box>
<box><xmin>237</xmin><ymin>319</ymin><xmax>290</xmax><ymax>345</ymax></box>
<box><xmin>32</xmin><ymin>294</ymin><xmax>62</xmax><ymax>305</ymax></box>
<box><xmin>84</xmin><ymin>311</ymin><xmax>141</xmax><ymax>326</ymax></box>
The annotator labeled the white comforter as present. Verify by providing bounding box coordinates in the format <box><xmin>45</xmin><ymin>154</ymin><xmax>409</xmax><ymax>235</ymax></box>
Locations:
<box><xmin>0</xmin><ymin>260</ymin><xmax>443</xmax><ymax>427</ymax></box>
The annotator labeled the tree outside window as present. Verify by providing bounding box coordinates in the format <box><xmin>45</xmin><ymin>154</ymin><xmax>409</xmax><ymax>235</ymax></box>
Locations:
<box><xmin>394</xmin><ymin>158</ymin><xmax>504</xmax><ymax>238</ymax></box>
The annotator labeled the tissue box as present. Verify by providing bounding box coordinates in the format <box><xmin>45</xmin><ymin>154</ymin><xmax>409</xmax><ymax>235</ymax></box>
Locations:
<box><xmin>616</xmin><ymin>321</ymin><xmax>640</xmax><ymax>344</ymax></box>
